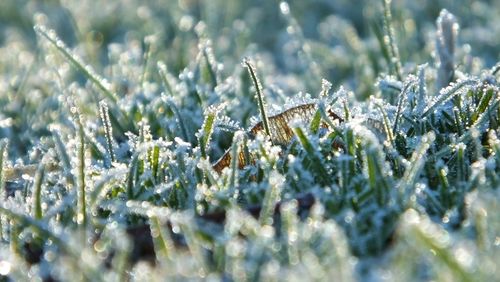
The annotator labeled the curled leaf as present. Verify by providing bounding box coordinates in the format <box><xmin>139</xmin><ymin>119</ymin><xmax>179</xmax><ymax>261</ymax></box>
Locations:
<box><xmin>213</xmin><ymin>103</ymin><xmax>343</xmax><ymax>173</ymax></box>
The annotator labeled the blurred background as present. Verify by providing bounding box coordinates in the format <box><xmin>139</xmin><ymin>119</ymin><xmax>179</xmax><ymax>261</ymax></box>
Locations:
<box><xmin>1</xmin><ymin>0</ymin><xmax>498</xmax><ymax>88</ymax></box>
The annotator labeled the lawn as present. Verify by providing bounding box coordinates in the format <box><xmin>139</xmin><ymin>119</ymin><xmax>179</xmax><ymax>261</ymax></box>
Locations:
<box><xmin>0</xmin><ymin>0</ymin><xmax>499</xmax><ymax>281</ymax></box>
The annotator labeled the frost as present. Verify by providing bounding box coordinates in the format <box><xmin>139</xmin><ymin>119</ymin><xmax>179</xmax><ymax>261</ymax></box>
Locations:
<box><xmin>377</xmin><ymin>75</ymin><xmax>403</xmax><ymax>93</ymax></box>
<box><xmin>0</xmin><ymin>3</ymin><xmax>498</xmax><ymax>281</ymax></box>
<box><xmin>215</xmin><ymin>115</ymin><xmax>241</xmax><ymax>132</ymax></box>
<box><xmin>422</xmin><ymin>77</ymin><xmax>480</xmax><ymax>117</ymax></box>
<box><xmin>436</xmin><ymin>9</ymin><xmax>459</xmax><ymax>91</ymax></box>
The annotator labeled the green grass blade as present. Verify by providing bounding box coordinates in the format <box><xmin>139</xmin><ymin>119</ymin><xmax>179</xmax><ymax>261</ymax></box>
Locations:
<box><xmin>309</xmin><ymin>109</ymin><xmax>322</xmax><ymax>134</ymax></box>
<box><xmin>199</xmin><ymin>110</ymin><xmax>217</xmax><ymax>159</ymax></box>
<box><xmin>33</xmin><ymin>163</ymin><xmax>45</xmax><ymax>220</ymax></box>
<box><xmin>398</xmin><ymin>132</ymin><xmax>435</xmax><ymax>206</ymax></box>
<box><xmin>99</xmin><ymin>101</ymin><xmax>116</xmax><ymax>166</ymax></box>
<box><xmin>127</xmin><ymin>154</ymin><xmax>139</xmax><ymax>200</ymax></box>
<box><xmin>73</xmin><ymin>110</ymin><xmax>87</xmax><ymax>227</ymax></box>
<box><xmin>293</xmin><ymin>126</ymin><xmax>329</xmax><ymax>184</ymax></box>
<box><xmin>411</xmin><ymin>221</ymin><xmax>474</xmax><ymax>281</ymax></box>
<box><xmin>201</xmin><ymin>43</ymin><xmax>218</xmax><ymax>90</ymax></box>
<box><xmin>166</xmin><ymin>99</ymin><xmax>190</xmax><ymax>142</ymax></box>
<box><xmin>149</xmin><ymin>215</ymin><xmax>175</xmax><ymax>262</ymax></box>
<box><xmin>151</xmin><ymin>145</ymin><xmax>160</xmax><ymax>181</ymax></box>
<box><xmin>34</xmin><ymin>25</ymin><xmax>118</xmax><ymax>103</ymax></box>
<box><xmin>259</xmin><ymin>171</ymin><xmax>284</xmax><ymax>225</ymax></box>
<box><xmin>0</xmin><ymin>140</ymin><xmax>7</xmax><ymax>194</ymax></box>
<box><xmin>422</xmin><ymin>78</ymin><xmax>478</xmax><ymax>117</ymax></box>
<box><xmin>158</xmin><ymin>61</ymin><xmax>175</xmax><ymax>96</ymax></box>
<box><xmin>243</xmin><ymin>58</ymin><xmax>271</xmax><ymax>138</ymax></box>
<box><xmin>140</xmin><ymin>37</ymin><xmax>153</xmax><ymax>88</ymax></box>
<box><xmin>229</xmin><ymin>131</ymin><xmax>243</xmax><ymax>189</ymax></box>
<box><xmin>471</xmin><ymin>87</ymin><xmax>494</xmax><ymax>123</ymax></box>
<box><xmin>52</xmin><ymin>129</ymin><xmax>75</xmax><ymax>184</ymax></box>
<box><xmin>374</xmin><ymin>102</ymin><xmax>395</xmax><ymax>144</ymax></box>
<box><xmin>381</xmin><ymin>0</ymin><xmax>403</xmax><ymax>80</ymax></box>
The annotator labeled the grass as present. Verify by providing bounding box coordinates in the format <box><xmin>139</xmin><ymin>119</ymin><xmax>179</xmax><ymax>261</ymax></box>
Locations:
<box><xmin>0</xmin><ymin>0</ymin><xmax>499</xmax><ymax>281</ymax></box>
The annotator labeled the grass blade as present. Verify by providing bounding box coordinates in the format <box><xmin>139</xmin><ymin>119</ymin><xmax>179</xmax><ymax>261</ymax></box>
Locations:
<box><xmin>381</xmin><ymin>0</ymin><xmax>403</xmax><ymax>80</ymax></box>
<box><xmin>259</xmin><ymin>171</ymin><xmax>284</xmax><ymax>225</ymax></box>
<box><xmin>0</xmin><ymin>140</ymin><xmax>7</xmax><ymax>194</ymax></box>
<box><xmin>198</xmin><ymin>109</ymin><xmax>217</xmax><ymax>159</ymax></box>
<box><xmin>99</xmin><ymin>101</ymin><xmax>116</xmax><ymax>166</ymax></box>
<box><xmin>157</xmin><ymin>61</ymin><xmax>176</xmax><ymax>96</ymax></box>
<box><xmin>73</xmin><ymin>109</ymin><xmax>87</xmax><ymax>227</ymax></box>
<box><xmin>243</xmin><ymin>58</ymin><xmax>271</xmax><ymax>138</ymax></box>
<box><xmin>34</xmin><ymin>25</ymin><xmax>118</xmax><ymax>103</ymax></box>
<box><xmin>33</xmin><ymin>163</ymin><xmax>45</xmax><ymax>220</ymax></box>
<box><xmin>398</xmin><ymin>132</ymin><xmax>435</xmax><ymax>206</ymax></box>
<box><xmin>149</xmin><ymin>215</ymin><xmax>175</xmax><ymax>262</ymax></box>
<box><xmin>422</xmin><ymin>78</ymin><xmax>478</xmax><ymax>117</ymax></box>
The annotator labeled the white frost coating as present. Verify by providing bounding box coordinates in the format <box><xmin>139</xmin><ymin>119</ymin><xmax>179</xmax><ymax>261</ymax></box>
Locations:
<box><xmin>347</xmin><ymin>120</ymin><xmax>382</xmax><ymax>150</ymax></box>
<box><xmin>268</xmin><ymin>170</ymin><xmax>285</xmax><ymax>188</ymax></box>
<box><xmin>416</xmin><ymin>64</ymin><xmax>428</xmax><ymax>115</ymax></box>
<box><xmin>215</xmin><ymin>115</ymin><xmax>242</xmax><ymax>132</ymax></box>
<box><xmin>368</xmin><ymin>96</ymin><xmax>397</xmax><ymax>118</ymax></box>
<box><xmin>267</xmin><ymin>91</ymin><xmax>317</xmax><ymax>117</ymax></box>
<box><xmin>131</xmin><ymin>140</ymin><xmax>174</xmax><ymax>157</ymax></box>
<box><xmin>320</xmin><ymin>78</ymin><xmax>333</xmax><ymax>98</ymax></box>
<box><xmin>422</xmin><ymin>77</ymin><xmax>480</xmax><ymax>117</ymax></box>
<box><xmin>215</xmin><ymin>76</ymin><xmax>237</xmax><ymax>96</ymax></box>
<box><xmin>435</xmin><ymin>9</ymin><xmax>459</xmax><ymax>91</ymax></box>
<box><xmin>34</xmin><ymin>25</ymin><xmax>115</xmax><ymax>101</ymax></box>
<box><xmin>377</xmin><ymin>75</ymin><xmax>403</xmax><ymax>92</ymax></box>
<box><xmin>174</xmin><ymin>137</ymin><xmax>191</xmax><ymax>152</ymax></box>
<box><xmin>393</xmin><ymin>75</ymin><xmax>419</xmax><ymax>130</ymax></box>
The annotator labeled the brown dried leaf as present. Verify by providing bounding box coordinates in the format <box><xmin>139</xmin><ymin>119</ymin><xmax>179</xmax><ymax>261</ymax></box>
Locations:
<box><xmin>213</xmin><ymin>103</ymin><xmax>343</xmax><ymax>173</ymax></box>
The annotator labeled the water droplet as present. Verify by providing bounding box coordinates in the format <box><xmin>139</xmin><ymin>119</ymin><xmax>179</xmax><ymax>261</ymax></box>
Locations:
<box><xmin>280</xmin><ymin>2</ymin><xmax>290</xmax><ymax>15</ymax></box>
<box><xmin>0</xmin><ymin>261</ymin><xmax>11</xmax><ymax>276</ymax></box>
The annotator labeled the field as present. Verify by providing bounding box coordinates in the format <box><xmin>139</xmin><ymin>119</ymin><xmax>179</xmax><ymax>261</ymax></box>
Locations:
<box><xmin>0</xmin><ymin>0</ymin><xmax>499</xmax><ymax>281</ymax></box>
